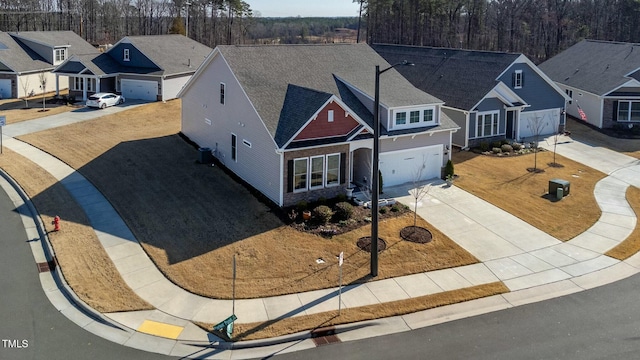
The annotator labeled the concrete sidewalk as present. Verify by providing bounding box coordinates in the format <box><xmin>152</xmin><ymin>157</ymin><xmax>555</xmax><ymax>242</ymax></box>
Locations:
<box><xmin>3</xmin><ymin>110</ymin><xmax>640</xmax><ymax>358</ymax></box>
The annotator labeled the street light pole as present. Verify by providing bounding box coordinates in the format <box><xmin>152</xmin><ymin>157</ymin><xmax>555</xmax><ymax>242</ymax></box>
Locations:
<box><xmin>371</xmin><ymin>60</ymin><xmax>414</xmax><ymax>278</ymax></box>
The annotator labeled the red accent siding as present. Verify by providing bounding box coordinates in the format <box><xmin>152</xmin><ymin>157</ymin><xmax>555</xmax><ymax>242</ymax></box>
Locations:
<box><xmin>294</xmin><ymin>101</ymin><xmax>360</xmax><ymax>141</ymax></box>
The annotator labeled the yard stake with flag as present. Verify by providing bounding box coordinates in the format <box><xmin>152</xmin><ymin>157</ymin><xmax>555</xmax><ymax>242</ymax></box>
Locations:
<box><xmin>577</xmin><ymin>104</ymin><xmax>587</xmax><ymax>121</ymax></box>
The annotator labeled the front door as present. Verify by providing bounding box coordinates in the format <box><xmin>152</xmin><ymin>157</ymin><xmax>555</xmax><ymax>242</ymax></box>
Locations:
<box><xmin>506</xmin><ymin>110</ymin><xmax>515</xmax><ymax>139</ymax></box>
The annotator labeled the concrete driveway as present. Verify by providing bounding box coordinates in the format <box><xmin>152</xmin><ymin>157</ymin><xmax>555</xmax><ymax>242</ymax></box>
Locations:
<box><xmin>2</xmin><ymin>99</ymin><xmax>150</xmax><ymax>137</ymax></box>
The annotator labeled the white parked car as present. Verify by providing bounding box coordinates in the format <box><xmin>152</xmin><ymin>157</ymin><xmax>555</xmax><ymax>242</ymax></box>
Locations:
<box><xmin>86</xmin><ymin>93</ymin><xmax>125</xmax><ymax>109</ymax></box>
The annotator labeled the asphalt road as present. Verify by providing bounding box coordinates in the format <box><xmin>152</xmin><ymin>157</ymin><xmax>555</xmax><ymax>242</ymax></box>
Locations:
<box><xmin>0</xmin><ymin>184</ymin><xmax>174</xmax><ymax>360</ymax></box>
<box><xmin>271</xmin><ymin>270</ymin><xmax>640</xmax><ymax>359</ymax></box>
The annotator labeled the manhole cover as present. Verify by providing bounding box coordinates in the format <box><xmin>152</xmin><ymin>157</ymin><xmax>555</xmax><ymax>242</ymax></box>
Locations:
<box><xmin>400</xmin><ymin>226</ymin><xmax>433</xmax><ymax>244</ymax></box>
<box><xmin>357</xmin><ymin>236</ymin><xmax>386</xmax><ymax>253</ymax></box>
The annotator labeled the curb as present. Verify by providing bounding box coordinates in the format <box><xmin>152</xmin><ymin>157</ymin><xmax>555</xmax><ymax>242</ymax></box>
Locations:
<box><xmin>0</xmin><ymin>169</ymin><xmax>126</xmax><ymax>331</ymax></box>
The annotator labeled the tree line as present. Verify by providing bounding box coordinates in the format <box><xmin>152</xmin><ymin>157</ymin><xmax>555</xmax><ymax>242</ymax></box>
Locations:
<box><xmin>361</xmin><ymin>0</ymin><xmax>640</xmax><ymax>62</ymax></box>
<box><xmin>2</xmin><ymin>1</ymin><xmax>639</xmax><ymax>61</ymax></box>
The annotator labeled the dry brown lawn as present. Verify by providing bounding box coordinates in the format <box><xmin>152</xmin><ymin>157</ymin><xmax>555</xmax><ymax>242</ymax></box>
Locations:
<box><xmin>452</xmin><ymin>150</ymin><xmax>607</xmax><ymax>241</ymax></box>
<box><xmin>565</xmin><ymin>117</ymin><xmax>640</xmax><ymax>159</ymax></box>
<box><xmin>0</xmin><ymin>148</ymin><xmax>151</xmax><ymax>312</ymax></box>
<box><xmin>200</xmin><ymin>282</ymin><xmax>508</xmax><ymax>341</ymax></box>
<box><xmin>0</xmin><ymin>91</ymin><xmax>77</xmax><ymax>124</ymax></box>
<box><xmin>606</xmin><ymin>186</ymin><xmax>640</xmax><ymax>260</ymax></box>
<box><xmin>17</xmin><ymin>100</ymin><xmax>477</xmax><ymax>299</ymax></box>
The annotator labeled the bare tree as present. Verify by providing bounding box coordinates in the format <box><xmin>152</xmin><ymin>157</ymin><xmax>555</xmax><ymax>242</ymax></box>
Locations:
<box><xmin>549</xmin><ymin>111</ymin><xmax>563</xmax><ymax>167</ymax></box>
<box><xmin>409</xmin><ymin>155</ymin><xmax>431</xmax><ymax>229</ymax></box>
<box><xmin>19</xmin><ymin>77</ymin><xmax>30</xmax><ymax>108</ymax></box>
<box><xmin>526</xmin><ymin>113</ymin><xmax>548</xmax><ymax>172</ymax></box>
<box><xmin>38</xmin><ymin>72</ymin><xmax>47</xmax><ymax>111</ymax></box>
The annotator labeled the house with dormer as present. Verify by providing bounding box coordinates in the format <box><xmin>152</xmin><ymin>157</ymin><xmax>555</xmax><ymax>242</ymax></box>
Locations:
<box><xmin>373</xmin><ymin>44</ymin><xmax>569</xmax><ymax>148</ymax></box>
<box><xmin>539</xmin><ymin>40</ymin><xmax>640</xmax><ymax>130</ymax></box>
<box><xmin>53</xmin><ymin>34</ymin><xmax>211</xmax><ymax>102</ymax></box>
<box><xmin>0</xmin><ymin>31</ymin><xmax>97</xmax><ymax>99</ymax></box>
<box><xmin>179</xmin><ymin>44</ymin><xmax>459</xmax><ymax>207</ymax></box>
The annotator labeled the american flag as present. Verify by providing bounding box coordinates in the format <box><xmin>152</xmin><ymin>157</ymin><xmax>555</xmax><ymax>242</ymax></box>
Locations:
<box><xmin>577</xmin><ymin>106</ymin><xmax>587</xmax><ymax>121</ymax></box>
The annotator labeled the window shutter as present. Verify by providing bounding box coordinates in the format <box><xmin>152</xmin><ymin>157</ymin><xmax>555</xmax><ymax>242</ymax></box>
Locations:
<box><xmin>340</xmin><ymin>152</ymin><xmax>346</xmax><ymax>184</ymax></box>
<box><xmin>612</xmin><ymin>100</ymin><xmax>618</xmax><ymax>121</ymax></box>
<box><xmin>521</xmin><ymin>72</ymin><xmax>525</xmax><ymax>87</ymax></box>
<box><xmin>287</xmin><ymin>159</ymin><xmax>293</xmax><ymax>193</ymax></box>
<box><xmin>512</xmin><ymin>72</ymin><xmax>516</xmax><ymax>87</ymax></box>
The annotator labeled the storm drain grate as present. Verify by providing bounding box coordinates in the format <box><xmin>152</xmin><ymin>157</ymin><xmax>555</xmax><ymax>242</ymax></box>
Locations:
<box><xmin>37</xmin><ymin>258</ymin><xmax>57</xmax><ymax>273</ymax></box>
<box><xmin>312</xmin><ymin>334</ymin><xmax>341</xmax><ymax>346</ymax></box>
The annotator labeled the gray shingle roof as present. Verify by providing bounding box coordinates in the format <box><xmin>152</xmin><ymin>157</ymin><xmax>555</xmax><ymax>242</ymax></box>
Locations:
<box><xmin>56</xmin><ymin>53</ymin><xmax>163</xmax><ymax>76</ymax></box>
<box><xmin>372</xmin><ymin>44</ymin><xmax>520</xmax><ymax>110</ymax></box>
<box><xmin>217</xmin><ymin>44</ymin><xmax>442</xmax><ymax>144</ymax></box>
<box><xmin>10</xmin><ymin>31</ymin><xmax>97</xmax><ymax>54</ymax></box>
<box><xmin>0</xmin><ymin>31</ymin><xmax>97</xmax><ymax>74</ymax></box>
<box><xmin>275</xmin><ymin>85</ymin><xmax>332</xmax><ymax>147</ymax></box>
<box><xmin>123</xmin><ymin>35</ymin><xmax>211</xmax><ymax>75</ymax></box>
<box><xmin>538</xmin><ymin>39</ymin><xmax>640</xmax><ymax>96</ymax></box>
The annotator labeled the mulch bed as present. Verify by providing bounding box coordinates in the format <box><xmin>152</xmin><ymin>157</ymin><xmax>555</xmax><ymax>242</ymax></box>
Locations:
<box><xmin>356</xmin><ymin>236</ymin><xmax>387</xmax><ymax>253</ymax></box>
<box><xmin>400</xmin><ymin>226</ymin><xmax>433</xmax><ymax>244</ymax></box>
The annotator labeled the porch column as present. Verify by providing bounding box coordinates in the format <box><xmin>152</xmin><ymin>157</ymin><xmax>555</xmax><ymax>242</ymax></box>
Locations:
<box><xmin>55</xmin><ymin>74</ymin><xmax>59</xmax><ymax>96</ymax></box>
<box><xmin>82</xmin><ymin>77</ymin><xmax>87</xmax><ymax>101</ymax></box>
<box><xmin>95</xmin><ymin>77</ymin><xmax>100</xmax><ymax>93</ymax></box>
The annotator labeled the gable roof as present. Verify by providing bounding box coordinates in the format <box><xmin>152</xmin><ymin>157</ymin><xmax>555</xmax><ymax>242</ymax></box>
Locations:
<box><xmin>212</xmin><ymin>44</ymin><xmax>443</xmax><ymax>146</ymax></box>
<box><xmin>372</xmin><ymin>44</ymin><xmax>520</xmax><ymax>110</ymax></box>
<box><xmin>0</xmin><ymin>31</ymin><xmax>96</xmax><ymax>73</ymax></box>
<box><xmin>538</xmin><ymin>39</ymin><xmax>640</xmax><ymax>96</ymax></box>
<box><xmin>116</xmin><ymin>35</ymin><xmax>211</xmax><ymax>76</ymax></box>
<box><xmin>10</xmin><ymin>31</ymin><xmax>97</xmax><ymax>53</ymax></box>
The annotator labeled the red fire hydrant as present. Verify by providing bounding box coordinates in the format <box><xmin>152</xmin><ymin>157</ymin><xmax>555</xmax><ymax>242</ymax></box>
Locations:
<box><xmin>53</xmin><ymin>216</ymin><xmax>61</xmax><ymax>232</ymax></box>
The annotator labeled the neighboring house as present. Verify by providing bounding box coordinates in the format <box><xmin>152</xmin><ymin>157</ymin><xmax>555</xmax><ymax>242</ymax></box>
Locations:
<box><xmin>179</xmin><ymin>44</ymin><xmax>459</xmax><ymax>207</ymax></box>
<box><xmin>539</xmin><ymin>39</ymin><xmax>640</xmax><ymax>130</ymax></box>
<box><xmin>373</xmin><ymin>44</ymin><xmax>569</xmax><ymax>149</ymax></box>
<box><xmin>53</xmin><ymin>34</ymin><xmax>211</xmax><ymax>102</ymax></box>
<box><xmin>0</xmin><ymin>31</ymin><xmax>97</xmax><ymax>99</ymax></box>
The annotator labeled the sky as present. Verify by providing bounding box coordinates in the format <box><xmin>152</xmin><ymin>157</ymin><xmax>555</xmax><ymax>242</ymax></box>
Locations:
<box><xmin>247</xmin><ymin>0</ymin><xmax>362</xmax><ymax>18</ymax></box>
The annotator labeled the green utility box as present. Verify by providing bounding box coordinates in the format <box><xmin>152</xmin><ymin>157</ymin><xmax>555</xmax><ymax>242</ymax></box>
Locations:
<box><xmin>549</xmin><ymin>179</ymin><xmax>570</xmax><ymax>199</ymax></box>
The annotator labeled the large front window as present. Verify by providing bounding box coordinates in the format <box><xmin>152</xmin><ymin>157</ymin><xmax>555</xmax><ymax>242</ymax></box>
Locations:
<box><xmin>294</xmin><ymin>158</ymin><xmax>308</xmax><ymax>192</ymax></box>
<box><xmin>476</xmin><ymin>111</ymin><xmax>500</xmax><ymax>138</ymax></box>
<box><xmin>310</xmin><ymin>156</ymin><xmax>324</xmax><ymax>189</ymax></box>
<box><xmin>326</xmin><ymin>154</ymin><xmax>340</xmax><ymax>186</ymax></box>
<box><xmin>72</xmin><ymin>77</ymin><xmax>95</xmax><ymax>92</ymax></box>
<box><xmin>292</xmin><ymin>153</ymin><xmax>341</xmax><ymax>192</ymax></box>
<box><xmin>618</xmin><ymin>101</ymin><xmax>640</xmax><ymax>122</ymax></box>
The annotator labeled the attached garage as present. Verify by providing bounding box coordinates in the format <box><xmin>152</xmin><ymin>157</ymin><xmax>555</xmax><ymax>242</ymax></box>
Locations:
<box><xmin>0</xmin><ymin>79</ymin><xmax>11</xmax><ymax>99</ymax></box>
<box><xmin>121</xmin><ymin>79</ymin><xmax>157</xmax><ymax>101</ymax></box>
<box><xmin>379</xmin><ymin>145</ymin><xmax>443</xmax><ymax>187</ymax></box>
<box><xmin>518</xmin><ymin>108</ymin><xmax>561</xmax><ymax>139</ymax></box>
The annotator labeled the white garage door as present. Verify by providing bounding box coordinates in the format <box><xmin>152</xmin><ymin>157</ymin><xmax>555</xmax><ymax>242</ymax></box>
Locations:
<box><xmin>379</xmin><ymin>145</ymin><xmax>443</xmax><ymax>187</ymax></box>
<box><xmin>121</xmin><ymin>79</ymin><xmax>157</xmax><ymax>101</ymax></box>
<box><xmin>519</xmin><ymin>109</ymin><xmax>561</xmax><ymax>139</ymax></box>
<box><xmin>0</xmin><ymin>79</ymin><xmax>11</xmax><ymax>99</ymax></box>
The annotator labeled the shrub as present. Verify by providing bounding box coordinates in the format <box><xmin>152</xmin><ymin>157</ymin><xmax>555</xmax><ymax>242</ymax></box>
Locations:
<box><xmin>379</xmin><ymin>206</ymin><xmax>388</xmax><ymax>214</ymax></box>
<box><xmin>492</xmin><ymin>147</ymin><xmax>502</xmax><ymax>154</ymax></box>
<box><xmin>501</xmin><ymin>144</ymin><xmax>513</xmax><ymax>152</ymax></box>
<box><xmin>479</xmin><ymin>142</ymin><xmax>490</xmax><ymax>151</ymax></box>
<box><xmin>511</xmin><ymin>142</ymin><xmax>523</xmax><ymax>151</ymax></box>
<box><xmin>492</xmin><ymin>140</ymin><xmax>502</xmax><ymax>149</ymax></box>
<box><xmin>296</xmin><ymin>200</ymin><xmax>308</xmax><ymax>212</ymax></box>
<box><xmin>334</xmin><ymin>202</ymin><xmax>354</xmax><ymax>221</ymax></box>
<box><xmin>444</xmin><ymin>159</ymin><xmax>454</xmax><ymax>178</ymax></box>
<box><xmin>391</xmin><ymin>204</ymin><xmax>401</xmax><ymax>212</ymax></box>
<box><xmin>501</xmin><ymin>139</ymin><xmax>510</xmax><ymax>145</ymax></box>
<box><xmin>334</xmin><ymin>193</ymin><xmax>348</xmax><ymax>203</ymax></box>
<box><xmin>317</xmin><ymin>197</ymin><xmax>328</xmax><ymax>206</ymax></box>
<box><xmin>313</xmin><ymin>205</ymin><xmax>333</xmax><ymax>224</ymax></box>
